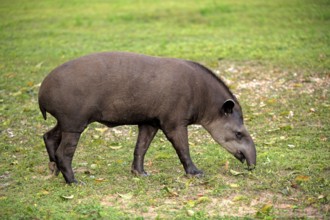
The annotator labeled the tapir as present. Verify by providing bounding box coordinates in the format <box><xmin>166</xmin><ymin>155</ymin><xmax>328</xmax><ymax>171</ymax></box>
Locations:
<box><xmin>38</xmin><ymin>52</ymin><xmax>256</xmax><ymax>184</ymax></box>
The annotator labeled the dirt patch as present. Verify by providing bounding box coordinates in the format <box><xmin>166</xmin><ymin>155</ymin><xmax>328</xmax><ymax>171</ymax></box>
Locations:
<box><xmin>100</xmin><ymin>193</ymin><xmax>163</xmax><ymax>219</ymax></box>
<box><xmin>215</xmin><ymin>62</ymin><xmax>329</xmax><ymax>99</ymax></box>
<box><xmin>100</xmin><ymin>190</ymin><xmax>326</xmax><ymax>219</ymax></box>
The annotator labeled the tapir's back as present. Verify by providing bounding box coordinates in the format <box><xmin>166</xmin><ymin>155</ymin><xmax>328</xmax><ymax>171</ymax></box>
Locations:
<box><xmin>41</xmin><ymin>52</ymin><xmax>193</xmax><ymax>92</ymax></box>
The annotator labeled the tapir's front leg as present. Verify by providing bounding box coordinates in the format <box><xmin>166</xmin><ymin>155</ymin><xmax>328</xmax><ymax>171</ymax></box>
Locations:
<box><xmin>162</xmin><ymin>126</ymin><xmax>203</xmax><ymax>176</ymax></box>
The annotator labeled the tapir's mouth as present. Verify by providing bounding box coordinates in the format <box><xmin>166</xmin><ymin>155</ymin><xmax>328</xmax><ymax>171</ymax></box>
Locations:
<box><xmin>234</xmin><ymin>151</ymin><xmax>246</xmax><ymax>163</ymax></box>
<box><xmin>234</xmin><ymin>150</ymin><xmax>256</xmax><ymax>171</ymax></box>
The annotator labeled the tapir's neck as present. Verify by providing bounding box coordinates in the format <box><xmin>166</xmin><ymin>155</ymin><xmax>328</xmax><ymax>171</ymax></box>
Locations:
<box><xmin>196</xmin><ymin>69</ymin><xmax>239</xmax><ymax>126</ymax></box>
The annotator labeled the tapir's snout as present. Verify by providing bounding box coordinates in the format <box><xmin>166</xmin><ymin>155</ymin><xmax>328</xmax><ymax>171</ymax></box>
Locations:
<box><xmin>235</xmin><ymin>142</ymin><xmax>256</xmax><ymax>170</ymax></box>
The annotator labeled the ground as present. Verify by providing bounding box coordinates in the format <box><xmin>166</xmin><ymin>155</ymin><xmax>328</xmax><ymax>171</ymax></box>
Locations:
<box><xmin>0</xmin><ymin>0</ymin><xmax>329</xmax><ymax>219</ymax></box>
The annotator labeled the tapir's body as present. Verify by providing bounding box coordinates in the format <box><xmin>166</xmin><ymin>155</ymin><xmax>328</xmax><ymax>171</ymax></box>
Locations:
<box><xmin>39</xmin><ymin>52</ymin><xmax>256</xmax><ymax>184</ymax></box>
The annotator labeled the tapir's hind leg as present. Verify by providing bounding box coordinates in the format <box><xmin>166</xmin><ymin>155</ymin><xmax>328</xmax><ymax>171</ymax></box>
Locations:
<box><xmin>43</xmin><ymin>123</ymin><xmax>61</xmax><ymax>175</ymax></box>
<box><xmin>131</xmin><ymin>124</ymin><xmax>158</xmax><ymax>176</ymax></box>
<box><xmin>55</xmin><ymin>132</ymin><xmax>81</xmax><ymax>184</ymax></box>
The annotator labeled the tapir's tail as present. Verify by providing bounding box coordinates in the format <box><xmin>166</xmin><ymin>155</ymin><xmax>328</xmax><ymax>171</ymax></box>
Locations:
<box><xmin>39</xmin><ymin>104</ymin><xmax>47</xmax><ymax>120</ymax></box>
<box><xmin>38</xmin><ymin>83</ymin><xmax>47</xmax><ymax>120</ymax></box>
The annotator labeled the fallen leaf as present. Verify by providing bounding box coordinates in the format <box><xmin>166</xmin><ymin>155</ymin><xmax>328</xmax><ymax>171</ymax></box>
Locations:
<box><xmin>293</xmin><ymin>83</ymin><xmax>303</xmax><ymax>88</ymax></box>
<box><xmin>35</xmin><ymin>61</ymin><xmax>44</xmax><ymax>69</ymax></box>
<box><xmin>186</xmin><ymin>200</ymin><xmax>196</xmax><ymax>207</ymax></box>
<box><xmin>295</xmin><ymin>175</ymin><xmax>310</xmax><ymax>182</ymax></box>
<box><xmin>186</xmin><ymin>209</ymin><xmax>195</xmax><ymax>216</ymax></box>
<box><xmin>278</xmin><ymin>204</ymin><xmax>293</xmax><ymax>209</ymax></box>
<box><xmin>307</xmin><ymin>197</ymin><xmax>317</xmax><ymax>204</ymax></box>
<box><xmin>4</xmin><ymin>72</ymin><xmax>16</xmax><ymax>78</ymax></box>
<box><xmin>40</xmin><ymin>190</ymin><xmax>49</xmax><ymax>195</ymax></box>
<box><xmin>92</xmin><ymin>135</ymin><xmax>100</xmax><ymax>139</ymax></box>
<box><xmin>224</xmin><ymin>160</ymin><xmax>229</xmax><ymax>171</ymax></box>
<box><xmin>266</xmin><ymin>98</ymin><xmax>276</xmax><ymax>104</ymax></box>
<box><xmin>109</xmin><ymin>146</ymin><xmax>122</xmax><ymax>150</ymax></box>
<box><xmin>7</xmin><ymin>129</ymin><xmax>15</xmax><ymax>138</ymax></box>
<box><xmin>95</xmin><ymin>127</ymin><xmax>108</xmax><ymax>133</ymax></box>
<box><xmin>132</xmin><ymin>177</ymin><xmax>140</xmax><ymax>182</ymax></box>
<box><xmin>197</xmin><ymin>196</ymin><xmax>211</xmax><ymax>204</ymax></box>
<box><xmin>233</xmin><ymin>195</ymin><xmax>248</xmax><ymax>201</ymax></box>
<box><xmin>261</xmin><ymin>204</ymin><xmax>273</xmax><ymax>213</ymax></box>
<box><xmin>118</xmin><ymin>193</ymin><xmax>133</xmax><ymax>200</ymax></box>
<box><xmin>280</xmin><ymin>111</ymin><xmax>290</xmax><ymax>116</ymax></box>
<box><xmin>264</xmin><ymin>139</ymin><xmax>276</xmax><ymax>145</ymax></box>
<box><xmin>61</xmin><ymin>195</ymin><xmax>74</xmax><ymax>200</ymax></box>
<box><xmin>11</xmin><ymin>91</ymin><xmax>22</xmax><ymax>97</ymax></box>
<box><xmin>163</xmin><ymin>186</ymin><xmax>179</xmax><ymax>197</ymax></box>
<box><xmin>95</xmin><ymin>178</ymin><xmax>106</xmax><ymax>182</ymax></box>
<box><xmin>256</xmin><ymin>203</ymin><xmax>273</xmax><ymax>217</ymax></box>
<box><xmin>189</xmin><ymin>142</ymin><xmax>195</xmax><ymax>147</ymax></box>
<box><xmin>27</xmin><ymin>81</ymin><xmax>34</xmax><ymax>87</ymax></box>
<box><xmin>230</xmin><ymin>169</ymin><xmax>245</xmax><ymax>176</ymax></box>
<box><xmin>75</xmin><ymin>167</ymin><xmax>91</xmax><ymax>174</ymax></box>
<box><xmin>229</xmin><ymin>183</ymin><xmax>239</xmax><ymax>188</ymax></box>
<box><xmin>90</xmin><ymin>164</ymin><xmax>98</xmax><ymax>169</ymax></box>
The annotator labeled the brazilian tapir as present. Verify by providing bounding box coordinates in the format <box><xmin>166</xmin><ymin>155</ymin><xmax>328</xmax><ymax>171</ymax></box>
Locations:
<box><xmin>38</xmin><ymin>52</ymin><xmax>256</xmax><ymax>184</ymax></box>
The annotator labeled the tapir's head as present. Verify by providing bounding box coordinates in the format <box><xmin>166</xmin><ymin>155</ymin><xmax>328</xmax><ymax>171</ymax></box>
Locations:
<box><xmin>203</xmin><ymin>99</ymin><xmax>256</xmax><ymax>170</ymax></box>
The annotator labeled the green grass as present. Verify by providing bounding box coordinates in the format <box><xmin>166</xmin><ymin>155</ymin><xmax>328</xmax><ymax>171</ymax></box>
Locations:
<box><xmin>0</xmin><ymin>0</ymin><xmax>329</xmax><ymax>219</ymax></box>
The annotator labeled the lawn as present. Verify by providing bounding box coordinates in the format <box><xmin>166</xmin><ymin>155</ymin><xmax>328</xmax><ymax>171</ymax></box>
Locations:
<box><xmin>0</xmin><ymin>0</ymin><xmax>329</xmax><ymax>219</ymax></box>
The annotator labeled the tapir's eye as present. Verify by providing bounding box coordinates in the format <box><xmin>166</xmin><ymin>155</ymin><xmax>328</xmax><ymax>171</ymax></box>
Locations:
<box><xmin>235</xmin><ymin>132</ymin><xmax>243</xmax><ymax>140</ymax></box>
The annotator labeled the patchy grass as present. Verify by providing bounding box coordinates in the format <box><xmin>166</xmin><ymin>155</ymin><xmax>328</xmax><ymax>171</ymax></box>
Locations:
<box><xmin>0</xmin><ymin>0</ymin><xmax>329</xmax><ymax>219</ymax></box>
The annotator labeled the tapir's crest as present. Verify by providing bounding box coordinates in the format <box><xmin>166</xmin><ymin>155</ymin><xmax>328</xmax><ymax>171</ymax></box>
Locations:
<box><xmin>39</xmin><ymin>52</ymin><xmax>256</xmax><ymax>184</ymax></box>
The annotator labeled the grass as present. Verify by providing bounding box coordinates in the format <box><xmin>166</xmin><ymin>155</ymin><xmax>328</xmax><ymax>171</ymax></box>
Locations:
<box><xmin>0</xmin><ymin>0</ymin><xmax>329</xmax><ymax>219</ymax></box>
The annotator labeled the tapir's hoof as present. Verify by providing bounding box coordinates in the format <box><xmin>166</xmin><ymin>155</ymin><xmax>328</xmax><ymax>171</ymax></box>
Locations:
<box><xmin>67</xmin><ymin>179</ymin><xmax>86</xmax><ymax>186</ymax></box>
<box><xmin>186</xmin><ymin>169</ymin><xmax>204</xmax><ymax>178</ymax></box>
<box><xmin>48</xmin><ymin>162</ymin><xmax>60</xmax><ymax>176</ymax></box>
<box><xmin>76</xmin><ymin>180</ymin><xmax>86</xmax><ymax>186</ymax></box>
<box><xmin>131</xmin><ymin>169</ymin><xmax>150</xmax><ymax>177</ymax></box>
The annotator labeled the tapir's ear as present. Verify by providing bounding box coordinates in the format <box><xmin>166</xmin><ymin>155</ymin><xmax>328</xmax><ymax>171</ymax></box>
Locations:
<box><xmin>221</xmin><ymin>99</ymin><xmax>235</xmax><ymax>115</ymax></box>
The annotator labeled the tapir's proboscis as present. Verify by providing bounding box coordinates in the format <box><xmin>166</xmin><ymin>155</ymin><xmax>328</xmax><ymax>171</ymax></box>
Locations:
<box><xmin>38</xmin><ymin>52</ymin><xmax>256</xmax><ymax>184</ymax></box>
